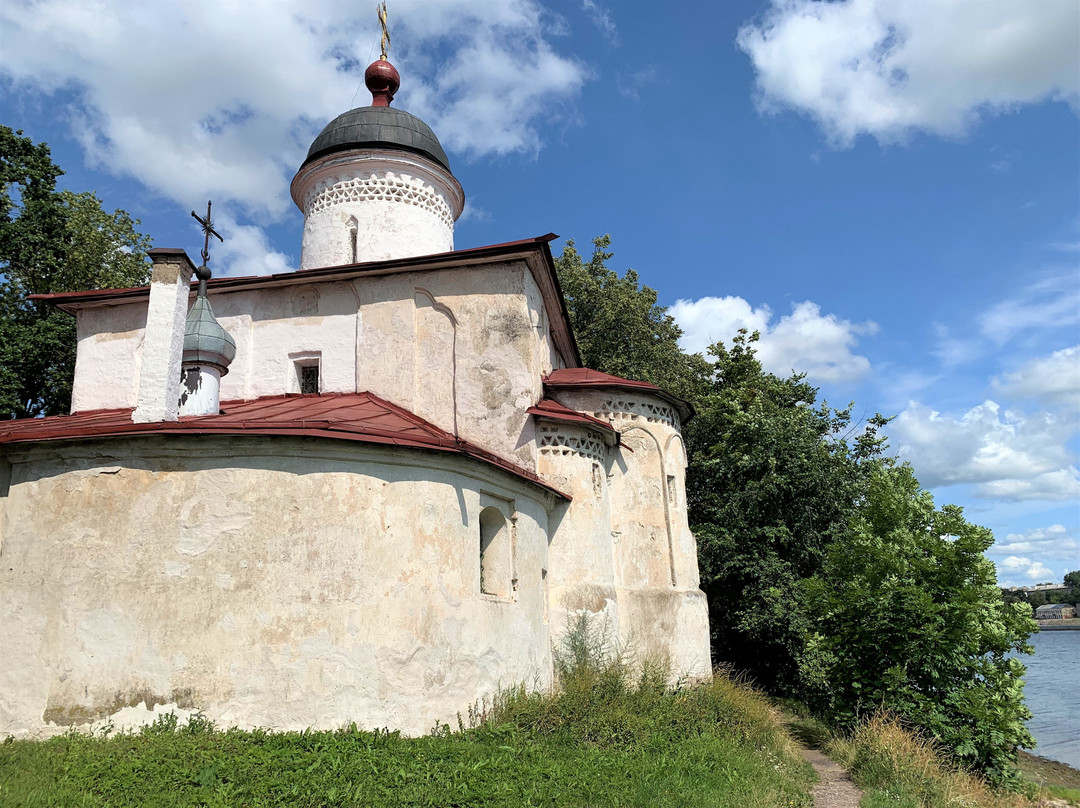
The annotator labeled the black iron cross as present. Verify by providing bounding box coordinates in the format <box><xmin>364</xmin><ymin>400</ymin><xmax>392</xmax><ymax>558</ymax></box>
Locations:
<box><xmin>190</xmin><ymin>200</ymin><xmax>224</xmax><ymax>266</ymax></box>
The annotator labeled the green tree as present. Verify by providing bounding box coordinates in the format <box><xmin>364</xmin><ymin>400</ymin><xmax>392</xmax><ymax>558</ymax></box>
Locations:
<box><xmin>686</xmin><ymin>330</ymin><xmax>887</xmax><ymax>695</ymax></box>
<box><xmin>809</xmin><ymin>463</ymin><xmax>1035</xmax><ymax>786</ymax></box>
<box><xmin>1064</xmin><ymin>569</ymin><xmax>1080</xmax><ymax>606</ymax></box>
<box><xmin>1</xmin><ymin>126</ymin><xmax>151</xmax><ymax>418</ymax></box>
<box><xmin>554</xmin><ymin>236</ymin><xmax>711</xmax><ymax>402</ymax></box>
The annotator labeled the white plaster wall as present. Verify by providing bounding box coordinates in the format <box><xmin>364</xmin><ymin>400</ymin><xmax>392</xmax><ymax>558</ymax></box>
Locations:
<box><xmin>66</xmin><ymin>262</ymin><xmax>550</xmax><ymax>478</ymax></box>
<box><xmin>536</xmin><ymin>424</ymin><xmax>619</xmax><ymax>643</ymax></box>
<box><xmin>70</xmin><ymin>304</ymin><xmax>146</xmax><ymax>413</ymax></box>
<box><xmin>212</xmin><ymin>283</ymin><xmax>358</xmax><ymax>401</ymax></box>
<box><xmin>293</xmin><ymin>152</ymin><xmax>463</xmax><ymax>269</ymax></box>
<box><xmin>521</xmin><ymin>269</ymin><xmax>558</xmax><ymax>378</ymax></box>
<box><xmin>0</xmin><ymin>436</ymin><xmax>554</xmax><ymax>738</ymax></box>
<box><xmin>352</xmin><ymin>262</ymin><xmax>546</xmax><ymax>467</ymax></box>
<box><xmin>549</xmin><ymin>389</ymin><xmax>711</xmax><ymax>679</ymax></box>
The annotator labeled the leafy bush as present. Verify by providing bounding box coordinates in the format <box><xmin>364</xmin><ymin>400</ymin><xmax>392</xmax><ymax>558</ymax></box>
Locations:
<box><xmin>809</xmin><ymin>465</ymin><xmax>1036</xmax><ymax>787</ymax></box>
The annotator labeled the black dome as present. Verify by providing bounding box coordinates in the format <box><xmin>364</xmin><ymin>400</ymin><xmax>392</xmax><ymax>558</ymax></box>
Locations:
<box><xmin>303</xmin><ymin>106</ymin><xmax>451</xmax><ymax>172</ymax></box>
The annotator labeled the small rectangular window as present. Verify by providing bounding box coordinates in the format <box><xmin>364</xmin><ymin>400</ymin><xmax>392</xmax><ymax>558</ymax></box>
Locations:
<box><xmin>300</xmin><ymin>364</ymin><xmax>320</xmax><ymax>394</ymax></box>
<box><xmin>288</xmin><ymin>351</ymin><xmax>322</xmax><ymax>395</ymax></box>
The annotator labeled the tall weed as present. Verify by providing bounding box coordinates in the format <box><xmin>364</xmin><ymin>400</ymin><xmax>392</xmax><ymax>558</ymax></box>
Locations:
<box><xmin>826</xmin><ymin>712</ymin><xmax>1041</xmax><ymax>808</ymax></box>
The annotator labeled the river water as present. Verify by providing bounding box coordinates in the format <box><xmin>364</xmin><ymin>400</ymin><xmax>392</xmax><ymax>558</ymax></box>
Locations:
<box><xmin>1022</xmin><ymin>630</ymin><xmax>1079</xmax><ymax>768</ymax></box>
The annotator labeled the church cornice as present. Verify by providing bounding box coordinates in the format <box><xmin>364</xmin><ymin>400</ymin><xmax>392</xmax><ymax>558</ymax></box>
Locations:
<box><xmin>30</xmin><ymin>236</ymin><xmax>583</xmax><ymax>369</ymax></box>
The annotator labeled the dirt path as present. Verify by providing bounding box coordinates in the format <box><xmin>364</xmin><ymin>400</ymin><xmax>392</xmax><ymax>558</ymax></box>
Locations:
<box><xmin>800</xmin><ymin>748</ymin><xmax>862</xmax><ymax>808</ymax></box>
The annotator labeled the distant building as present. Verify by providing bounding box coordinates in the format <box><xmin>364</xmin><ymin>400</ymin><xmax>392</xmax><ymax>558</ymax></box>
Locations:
<box><xmin>1035</xmin><ymin>604</ymin><xmax>1076</xmax><ymax>620</ymax></box>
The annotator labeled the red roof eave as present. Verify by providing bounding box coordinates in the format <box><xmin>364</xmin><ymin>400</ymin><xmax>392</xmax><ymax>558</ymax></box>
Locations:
<box><xmin>543</xmin><ymin>368</ymin><xmax>694</xmax><ymax>422</ymax></box>
<box><xmin>527</xmin><ymin>399</ymin><xmax>619</xmax><ymax>446</ymax></box>
<box><xmin>0</xmin><ymin>392</ymin><xmax>570</xmax><ymax>501</ymax></box>
<box><xmin>29</xmin><ymin>233</ymin><xmax>582</xmax><ymax>370</ymax></box>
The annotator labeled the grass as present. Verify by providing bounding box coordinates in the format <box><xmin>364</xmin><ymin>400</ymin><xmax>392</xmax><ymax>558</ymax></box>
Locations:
<box><xmin>1017</xmin><ymin>751</ymin><xmax>1080</xmax><ymax>806</ymax></box>
<box><xmin>0</xmin><ymin>619</ymin><xmax>815</xmax><ymax>807</ymax></box>
<box><xmin>821</xmin><ymin>712</ymin><xmax>1069</xmax><ymax>808</ymax></box>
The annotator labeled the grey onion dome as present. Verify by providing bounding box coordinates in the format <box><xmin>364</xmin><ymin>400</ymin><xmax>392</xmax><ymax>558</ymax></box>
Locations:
<box><xmin>302</xmin><ymin>106</ymin><xmax>451</xmax><ymax>172</ymax></box>
<box><xmin>182</xmin><ymin>296</ymin><xmax>236</xmax><ymax>374</ymax></box>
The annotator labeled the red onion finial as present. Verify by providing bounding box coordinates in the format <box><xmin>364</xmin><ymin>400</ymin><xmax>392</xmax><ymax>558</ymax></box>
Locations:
<box><xmin>365</xmin><ymin>59</ymin><xmax>400</xmax><ymax>107</ymax></box>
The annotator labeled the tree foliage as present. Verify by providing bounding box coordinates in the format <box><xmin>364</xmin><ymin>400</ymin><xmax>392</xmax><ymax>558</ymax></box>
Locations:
<box><xmin>554</xmin><ymin>234</ymin><xmax>1035</xmax><ymax>786</ymax></box>
<box><xmin>554</xmin><ymin>235</ymin><xmax>711</xmax><ymax>402</ymax></box>
<box><xmin>809</xmin><ymin>463</ymin><xmax>1036</xmax><ymax>785</ymax></box>
<box><xmin>1</xmin><ymin>126</ymin><xmax>151</xmax><ymax>418</ymax></box>
<box><xmin>686</xmin><ymin>330</ymin><xmax>888</xmax><ymax>695</ymax></box>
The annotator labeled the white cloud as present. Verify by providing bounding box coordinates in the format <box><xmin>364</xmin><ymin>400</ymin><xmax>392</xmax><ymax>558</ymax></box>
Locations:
<box><xmin>670</xmin><ymin>297</ymin><xmax>877</xmax><ymax>383</ymax></box>
<box><xmin>931</xmin><ymin>323</ymin><xmax>983</xmax><ymax>368</ymax></box>
<box><xmin>977</xmin><ymin>471</ymin><xmax>1080</xmax><ymax>503</ymax></box>
<box><xmin>737</xmin><ymin>0</ymin><xmax>1079</xmax><ymax>146</ymax></box>
<box><xmin>999</xmin><ymin>556</ymin><xmax>1056</xmax><ymax>582</ymax></box>
<box><xmin>994</xmin><ymin>345</ymin><xmax>1080</xmax><ymax>408</ymax></box>
<box><xmin>213</xmin><ymin>214</ymin><xmax>293</xmax><ymax>279</ymax></box>
<box><xmin>978</xmin><ymin>272</ymin><xmax>1080</xmax><ymax>344</ymax></box>
<box><xmin>616</xmin><ymin>66</ymin><xmax>658</xmax><ymax>102</ymax></box>
<box><xmin>990</xmin><ymin>524</ymin><xmax>1079</xmax><ymax>560</ymax></box>
<box><xmin>892</xmin><ymin>399</ymin><xmax>1080</xmax><ymax>500</ymax></box>
<box><xmin>457</xmin><ymin>199</ymin><xmax>492</xmax><ymax>224</ymax></box>
<box><xmin>581</xmin><ymin>0</ymin><xmax>618</xmax><ymax>45</ymax></box>
<box><xmin>925</xmin><ymin>273</ymin><xmax>1079</xmax><ymax>371</ymax></box>
<box><xmin>0</xmin><ymin>0</ymin><xmax>587</xmax><ymax>218</ymax></box>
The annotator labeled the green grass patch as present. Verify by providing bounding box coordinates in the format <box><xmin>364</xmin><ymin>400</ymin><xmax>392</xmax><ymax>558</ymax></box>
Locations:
<box><xmin>0</xmin><ymin>718</ymin><xmax>809</xmax><ymax>808</ymax></box>
<box><xmin>0</xmin><ymin>621</ymin><xmax>814</xmax><ymax>807</ymax></box>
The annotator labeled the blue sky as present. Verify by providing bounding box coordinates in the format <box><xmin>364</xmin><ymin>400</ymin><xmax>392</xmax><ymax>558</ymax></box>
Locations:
<box><xmin>2</xmin><ymin>0</ymin><xmax>1077</xmax><ymax>586</ymax></box>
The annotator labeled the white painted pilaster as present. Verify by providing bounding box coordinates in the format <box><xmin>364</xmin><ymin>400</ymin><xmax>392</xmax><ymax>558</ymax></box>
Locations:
<box><xmin>132</xmin><ymin>249</ymin><xmax>195</xmax><ymax>423</ymax></box>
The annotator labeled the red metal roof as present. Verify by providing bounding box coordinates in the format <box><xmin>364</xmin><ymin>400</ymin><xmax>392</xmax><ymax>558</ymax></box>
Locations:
<box><xmin>0</xmin><ymin>393</ymin><xmax>569</xmax><ymax>500</ymax></box>
<box><xmin>527</xmin><ymin>398</ymin><xmax>618</xmax><ymax>445</ymax></box>
<box><xmin>543</xmin><ymin>368</ymin><xmax>694</xmax><ymax>422</ymax></box>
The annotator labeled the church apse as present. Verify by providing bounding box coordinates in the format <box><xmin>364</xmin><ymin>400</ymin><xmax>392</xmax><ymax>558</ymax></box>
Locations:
<box><xmin>539</xmin><ymin>379</ymin><xmax>711</xmax><ymax>681</ymax></box>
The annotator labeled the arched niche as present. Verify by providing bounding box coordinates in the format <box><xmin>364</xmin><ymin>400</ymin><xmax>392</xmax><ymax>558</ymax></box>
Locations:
<box><xmin>610</xmin><ymin>426</ymin><xmax>675</xmax><ymax>589</ymax></box>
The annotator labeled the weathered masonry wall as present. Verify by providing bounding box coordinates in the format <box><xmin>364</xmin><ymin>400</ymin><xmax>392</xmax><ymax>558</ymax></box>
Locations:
<box><xmin>537</xmin><ymin>422</ymin><xmax>619</xmax><ymax>641</ymax></box>
<box><xmin>67</xmin><ymin>260</ymin><xmax>553</xmax><ymax>470</ymax></box>
<box><xmin>543</xmin><ymin>388</ymin><xmax>711</xmax><ymax>681</ymax></box>
<box><xmin>0</xmin><ymin>436</ymin><xmax>554</xmax><ymax>739</ymax></box>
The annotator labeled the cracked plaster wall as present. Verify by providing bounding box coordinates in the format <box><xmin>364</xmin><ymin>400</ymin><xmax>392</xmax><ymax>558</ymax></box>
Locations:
<box><xmin>68</xmin><ymin>261</ymin><xmax>552</xmax><ymax>471</ymax></box>
<box><xmin>543</xmin><ymin>389</ymin><xmax>711</xmax><ymax>681</ymax></box>
<box><xmin>0</xmin><ymin>436</ymin><xmax>553</xmax><ymax>739</ymax></box>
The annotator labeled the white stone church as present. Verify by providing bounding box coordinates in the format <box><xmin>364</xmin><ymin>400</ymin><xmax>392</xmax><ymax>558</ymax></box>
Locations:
<box><xmin>0</xmin><ymin>57</ymin><xmax>710</xmax><ymax>738</ymax></box>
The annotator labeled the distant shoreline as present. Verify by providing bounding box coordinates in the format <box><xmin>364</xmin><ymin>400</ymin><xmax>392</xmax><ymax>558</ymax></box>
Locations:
<box><xmin>1035</xmin><ymin>618</ymin><xmax>1080</xmax><ymax>631</ymax></box>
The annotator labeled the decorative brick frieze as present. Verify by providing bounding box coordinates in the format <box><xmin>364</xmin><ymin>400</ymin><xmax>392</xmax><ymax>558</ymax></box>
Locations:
<box><xmin>306</xmin><ymin>172</ymin><xmax>454</xmax><ymax>231</ymax></box>
<box><xmin>592</xmin><ymin>397</ymin><xmax>679</xmax><ymax>429</ymax></box>
<box><xmin>537</xmin><ymin>424</ymin><xmax>607</xmax><ymax>463</ymax></box>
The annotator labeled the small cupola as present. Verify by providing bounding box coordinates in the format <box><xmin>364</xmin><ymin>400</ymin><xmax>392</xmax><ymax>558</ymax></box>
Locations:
<box><xmin>183</xmin><ymin>284</ymin><xmax>236</xmax><ymax>373</ymax></box>
<box><xmin>179</xmin><ymin>204</ymin><xmax>236</xmax><ymax>417</ymax></box>
<box><xmin>290</xmin><ymin>8</ymin><xmax>464</xmax><ymax>269</ymax></box>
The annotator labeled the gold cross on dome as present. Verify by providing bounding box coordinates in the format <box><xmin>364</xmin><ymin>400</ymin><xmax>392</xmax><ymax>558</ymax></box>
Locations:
<box><xmin>190</xmin><ymin>200</ymin><xmax>224</xmax><ymax>266</ymax></box>
<box><xmin>377</xmin><ymin>2</ymin><xmax>391</xmax><ymax>61</ymax></box>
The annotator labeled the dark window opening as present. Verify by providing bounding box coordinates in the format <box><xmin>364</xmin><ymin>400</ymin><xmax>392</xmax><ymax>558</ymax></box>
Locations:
<box><xmin>300</xmin><ymin>364</ymin><xmax>320</xmax><ymax>394</ymax></box>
